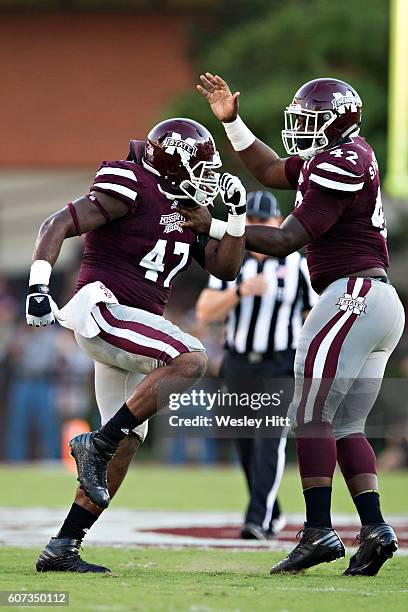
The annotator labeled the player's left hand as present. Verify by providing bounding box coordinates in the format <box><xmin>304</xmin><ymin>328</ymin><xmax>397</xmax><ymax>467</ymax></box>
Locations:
<box><xmin>219</xmin><ymin>173</ymin><xmax>247</xmax><ymax>215</ymax></box>
<box><xmin>177</xmin><ymin>203</ymin><xmax>212</xmax><ymax>234</ymax></box>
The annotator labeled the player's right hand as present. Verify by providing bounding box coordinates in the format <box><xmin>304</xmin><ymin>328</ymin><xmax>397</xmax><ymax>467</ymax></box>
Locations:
<box><xmin>26</xmin><ymin>288</ymin><xmax>55</xmax><ymax>327</ymax></box>
<box><xmin>197</xmin><ymin>72</ymin><xmax>240</xmax><ymax>123</ymax></box>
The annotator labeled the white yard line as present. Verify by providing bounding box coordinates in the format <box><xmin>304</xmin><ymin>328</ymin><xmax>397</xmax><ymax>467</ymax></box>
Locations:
<box><xmin>0</xmin><ymin>508</ymin><xmax>407</xmax><ymax>553</ymax></box>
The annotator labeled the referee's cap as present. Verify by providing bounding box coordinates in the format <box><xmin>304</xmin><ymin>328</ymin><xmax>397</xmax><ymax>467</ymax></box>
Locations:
<box><xmin>246</xmin><ymin>191</ymin><xmax>281</xmax><ymax>219</ymax></box>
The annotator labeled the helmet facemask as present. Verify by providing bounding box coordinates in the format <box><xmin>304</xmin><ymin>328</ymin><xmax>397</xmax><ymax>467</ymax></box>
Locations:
<box><xmin>282</xmin><ymin>106</ymin><xmax>337</xmax><ymax>160</ymax></box>
<box><xmin>178</xmin><ymin>149</ymin><xmax>222</xmax><ymax>206</ymax></box>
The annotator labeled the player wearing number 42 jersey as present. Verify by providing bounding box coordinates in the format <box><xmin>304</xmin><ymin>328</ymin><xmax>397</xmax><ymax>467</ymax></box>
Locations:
<box><xmin>26</xmin><ymin>117</ymin><xmax>247</xmax><ymax>573</ymax></box>
<box><xmin>185</xmin><ymin>73</ymin><xmax>405</xmax><ymax>576</ymax></box>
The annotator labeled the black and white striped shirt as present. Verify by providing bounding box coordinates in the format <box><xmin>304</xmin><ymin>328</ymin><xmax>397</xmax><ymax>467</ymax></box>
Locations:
<box><xmin>208</xmin><ymin>252</ymin><xmax>317</xmax><ymax>355</ymax></box>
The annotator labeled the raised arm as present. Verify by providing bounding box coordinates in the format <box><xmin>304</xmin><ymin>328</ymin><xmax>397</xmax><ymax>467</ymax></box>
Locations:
<box><xmin>197</xmin><ymin>72</ymin><xmax>292</xmax><ymax>189</ymax></box>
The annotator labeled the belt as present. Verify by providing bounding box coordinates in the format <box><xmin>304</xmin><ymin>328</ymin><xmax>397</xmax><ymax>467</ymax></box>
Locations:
<box><xmin>247</xmin><ymin>352</ymin><xmax>265</xmax><ymax>364</ymax></box>
<box><xmin>347</xmin><ymin>275</ymin><xmax>390</xmax><ymax>285</ymax></box>
<box><xmin>369</xmin><ymin>276</ymin><xmax>390</xmax><ymax>285</ymax></box>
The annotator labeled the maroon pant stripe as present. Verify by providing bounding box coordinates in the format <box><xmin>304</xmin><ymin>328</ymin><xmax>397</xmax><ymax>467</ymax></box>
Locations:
<box><xmin>98</xmin><ymin>303</ymin><xmax>189</xmax><ymax>355</ymax></box>
<box><xmin>311</xmin><ymin>278</ymin><xmax>372</xmax><ymax>421</ymax></box>
<box><xmin>296</xmin><ymin>277</ymin><xmax>359</xmax><ymax>425</ymax></box>
<box><xmin>311</xmin><ymin>314</ymin><xmax>357</xmax><ymax>421</ymax></box>
<box><xmin>297</xmin><ymin>311</ymin><xmax>344</xmax><ymax>425</ymax></box>
<box><xmin>347</xmin><ymin>277</ymin><xmax>357</xmax><ymax>295</ymax></box>
<box><xmin>98</xmin><ymin>327</ymin><xmax>173</xmax><ymax>364</ymax></box>
<box><xmin>358</xmin><ymin>277</ymin><xmax>373</xmax><ymax>298</ymax></box>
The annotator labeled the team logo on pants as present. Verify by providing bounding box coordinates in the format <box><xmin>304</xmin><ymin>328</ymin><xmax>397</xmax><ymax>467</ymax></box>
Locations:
<box><xmin>337</xmin><ymin>292</ymin><xmax>367</xmax><ymax>315</ymax></box>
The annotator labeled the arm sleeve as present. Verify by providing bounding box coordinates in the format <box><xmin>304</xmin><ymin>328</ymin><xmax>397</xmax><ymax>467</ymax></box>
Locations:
<box><xmin>191</xmin><ymin>234</ymin><xmax>210</xmax><ymax>269</ymax></box>
<box><xmin>309</xmin><ymin>159</ymin><xmax>365</xmax><ymax>193</ymax></box>
<box><xmin>299</xmin><ymin>257</ymin><xmax>318</xmax><ymax>310</ymax></box>
<box><xmin>292</xmin><ymin>187</ymin><xmax>355</xmax><ymax>239</ymax></box>
<box><xmin>284</xmin><ymin>156</ymin><xmax>304</xmax><ymax>188</ymax></box>
<box><xmin>207</xmin><ymin>274</ymin><xmax>228</xmax><ymax>290</ymax></box>
<box><xmin>91</xmin><ymin>161</ymin><xmax>139</xmax><ymax>211</ymax></box>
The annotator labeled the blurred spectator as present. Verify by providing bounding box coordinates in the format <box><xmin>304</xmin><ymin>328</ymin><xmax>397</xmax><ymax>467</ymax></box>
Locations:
<box><xmin>164</xmin><ymin>307</ymin><xmax>226</xmax><ymax>464</ymax></box>
<box><xmin>377</xmin><ymin>352</ymin><xmax>408</xmax><ymax>470</ymax></box>
<box><xmin>5</xmin><ymin>324</ymin><xmax>62</xmax><ymax>462</ymax></box>
<box><xmin>0</xmin><ymin>274</ymin><xmax>19</xmax><ymax>362</ymax></box>
<box><xmin>0</xmin><ymin>275</ymin><xmax>19</xmax><ymax>459</ymax></box>
<box><xmin>377</xmin><ymin>423</ymin><xmax>408</xmax><ymax>471</ymax></box>
<box><xmin>55</xmin><ymin>329</ymin><xmax>94</xmax><ymax>421</ymax></box>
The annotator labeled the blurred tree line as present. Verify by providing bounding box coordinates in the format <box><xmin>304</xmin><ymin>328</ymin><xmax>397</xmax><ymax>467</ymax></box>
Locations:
<box><xmin>2</xmin><ymin>0</ymin><xmax>392</xmax><ymax>216</ymax></box>
<box><xmin>0</xmin><ymin>0</ymin><xmax>218</xmax><ymax>9</ymax></box>
<box><xmin>166</xmin><ymin>0</ymin><xmax>390</xmax><ymax>213</ymax></box>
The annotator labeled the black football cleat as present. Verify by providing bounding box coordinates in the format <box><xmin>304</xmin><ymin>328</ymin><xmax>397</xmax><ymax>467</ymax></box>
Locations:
<box><xmin>344</xmin><ymin>523</ymin><xmax>398</xmax><ymax>576</ymax></box>
<box><xmin>36</xmin><ymin>538</ymin><xmax>111</xmax><ymax>573</ymax></box>
<box><xmin>270</xmin><ymin>526</ymin><xmax>345</xmax><ymax>574</ymax></box>
<box><xmin>241</xmin><ymin>523</ymin><xmax>268</xmax><ymax>540</ymax></box>
<box><xmin>69</xmin><ymin>432</ymin><xmax>117</xmax><ymax>509</ymax></box>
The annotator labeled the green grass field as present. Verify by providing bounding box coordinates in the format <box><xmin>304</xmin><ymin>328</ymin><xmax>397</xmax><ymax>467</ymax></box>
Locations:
<box><xmin>0</xmin><ymin>465</ymin><xmax>407</xmax><ymax>612</ymax></box>
<box><xmin>1</xmin><ymin>464</ymin><xmax>408</xmax><ymax>513</ymax></box>
<box><xmin>1</xmin><ymin>547</ymin><xmax>407</xmax><ymax>612</ymax></box>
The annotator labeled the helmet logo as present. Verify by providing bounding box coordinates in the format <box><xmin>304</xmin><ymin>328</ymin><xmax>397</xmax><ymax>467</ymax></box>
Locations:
<box><xmin>163</xmin><ymin>132</ymin><xmax>198</xmax><ymax>158</ymax></box>
<box><xmin>332</xmin><ymin>90</ymin><xmax>362</xmax><ymax>114</ymax></box>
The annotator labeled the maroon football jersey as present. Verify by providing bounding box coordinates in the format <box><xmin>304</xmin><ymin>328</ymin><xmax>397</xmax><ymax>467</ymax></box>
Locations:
<box><xmin>76</xmin><ymin>160</ymin><xmax>206</xmax><ymax>315</ymax></box>
<box><xmin>284</xmin><ymin>135</ymin><xmax>389</xmax><ymax>293</ymax></box>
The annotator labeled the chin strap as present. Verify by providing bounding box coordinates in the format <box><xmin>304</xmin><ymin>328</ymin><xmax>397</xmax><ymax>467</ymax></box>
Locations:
<box><xmin>157</xmin><ymin>183</ymin><xmax>178</xmax><ymax>200</ymax></box>
<box><xmin>299</xmin><ymin>124</ymin><xmax>361</xmax><ymax>159</ymax></box>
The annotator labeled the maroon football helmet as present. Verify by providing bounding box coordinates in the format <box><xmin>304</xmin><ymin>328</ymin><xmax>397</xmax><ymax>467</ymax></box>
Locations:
<box><xmin>143</xmin><ymin>118</ymin><xmax>222</xmax><ymax>206</ymax></box>
<box><xmin>281</xmin><ymin>78</ymin><xmax>362</xmax><ymax>159</ymax></box>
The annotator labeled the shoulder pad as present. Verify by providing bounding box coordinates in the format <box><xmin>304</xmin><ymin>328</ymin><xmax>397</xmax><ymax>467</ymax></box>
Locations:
<box><xmin>308</xmin><ymin>143</ymin><xmax>366</xmax><ymax>193</ymax></box>
<box><xmin>92</xmin><ymin>160</ymin><xmax>141</xmax><ymax>208</ymax></box>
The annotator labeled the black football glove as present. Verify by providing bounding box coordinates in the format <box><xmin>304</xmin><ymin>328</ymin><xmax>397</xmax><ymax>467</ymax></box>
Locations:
<box><xmin>26</xmin><ymin>284</ymin><xmax>55</xmax><ymax>327</ymax></box>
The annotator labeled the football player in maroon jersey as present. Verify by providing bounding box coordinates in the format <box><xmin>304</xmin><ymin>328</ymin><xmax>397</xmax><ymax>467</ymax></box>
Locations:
<box><xmin>187</xmin><ymin>73</ymin><xmax>405</xmax><ymax>575</ymax></box>
<box><xmin>26</xmin><ymin>118</ymin><xmax>247</xmax><ymax>573</ymax></box>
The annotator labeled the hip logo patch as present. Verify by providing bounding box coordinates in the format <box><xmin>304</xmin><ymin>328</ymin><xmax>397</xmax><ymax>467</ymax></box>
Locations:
<box><xmin>337</xmin><ymin>292</ymin><xmax>367</xmax><ymax>315</ymax></box>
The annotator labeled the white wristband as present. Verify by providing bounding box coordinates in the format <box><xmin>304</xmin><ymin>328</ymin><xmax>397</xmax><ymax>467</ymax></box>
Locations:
<box><xmin>227</xmin><ymin>213</ymin><xmax>246</xmax><ymax>237</ymax></box>
<box><xmin>222</xmin><ymin>115</ymin><xmax>256</xmax><ymax>152</ymax></box>
<box><xmin>29</xmin><ymin>260</ymin><xmax>52</xmax><ymax>286</ymax></box>
<box><xmin>209</xmin><ymin>218</ymin><xmax>227</xmax><ymax>241</ymax></box>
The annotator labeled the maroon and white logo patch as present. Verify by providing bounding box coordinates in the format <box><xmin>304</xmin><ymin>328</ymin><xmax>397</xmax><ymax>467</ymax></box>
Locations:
<box><xmin>163</xmin><ymin>132</ymin><xmax>198</xmax><ymax>158</ymax></box>
<box><xmin>160</xmin><ymin>212</ymin><xmax>183</xmax><ymax>234</ymax></box>
<box><xmin>337</xmin><ymin>292</ymin><xmax>367</xmax><ymax>315</ymax></box>
<box><xmin>332</xmin><ymin>90</ymin><xmax>362</xmax><ymax>114</ymax></box>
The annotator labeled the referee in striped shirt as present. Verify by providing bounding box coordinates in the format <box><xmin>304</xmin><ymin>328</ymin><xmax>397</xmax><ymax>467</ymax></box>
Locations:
<box><xmin>196</xmin><ymin>190</ymin><xmax>316</xmax><ymax>540</ymax></box>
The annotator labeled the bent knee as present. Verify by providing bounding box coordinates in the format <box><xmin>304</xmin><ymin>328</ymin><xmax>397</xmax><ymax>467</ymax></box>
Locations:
<box><xmin>171</xmin><ymin>350</ymin><xmax>208</xmax><ymax>379</ymax></box>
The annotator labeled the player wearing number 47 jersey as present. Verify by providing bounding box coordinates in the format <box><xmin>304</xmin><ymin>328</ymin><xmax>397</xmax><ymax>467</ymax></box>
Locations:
<box><xmin>26</xmin><ymin>117</ymin><xmax>247</xmax><ymax>573</ymax></box>
<box><xmin>184</xmin><ymin>73</ymin><xmax>405</xmax><ymax>576</ymax></box>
